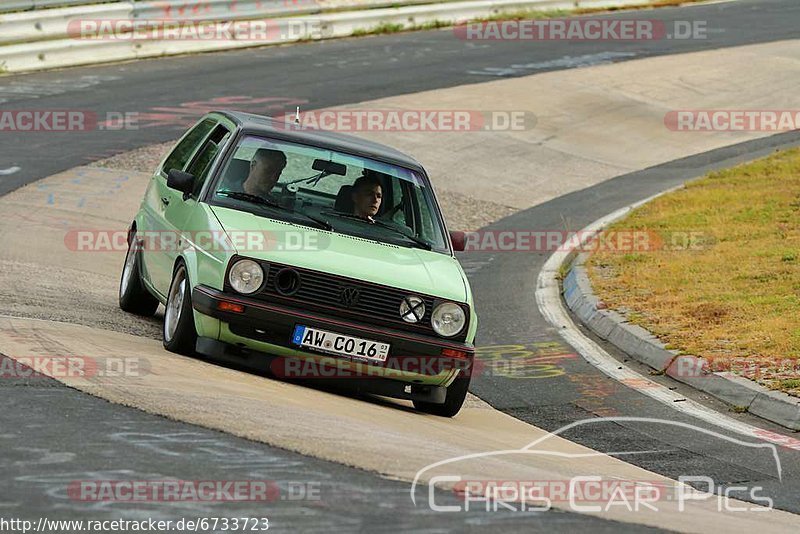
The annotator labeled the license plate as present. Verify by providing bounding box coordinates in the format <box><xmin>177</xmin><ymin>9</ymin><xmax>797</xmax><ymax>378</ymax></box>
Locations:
<box><xmin>292</xmin><ymin>325</ymin><xmax>390</xmax><ymax>362</ymax></box>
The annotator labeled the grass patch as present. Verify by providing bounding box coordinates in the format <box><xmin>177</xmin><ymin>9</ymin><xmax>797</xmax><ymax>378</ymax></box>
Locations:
<box><xmin>416</xmin><ymin>19</ymin><xmax>451</xmax><ymax>31</ymax></box>
<box><xmin>352</xmin><ymin>22</ymin><xmax>405</xmax><ymax>37</ymax></box>
<box><xmin>480</xmin><ymin>9</ymin><xmax>572</xmax><ymax>22</ymax></box>
<box><xmin>587</xmin><ymin>147</ymin><xmax>800</xmax><ymax>397</ymax></box>
<box><xmin>557</xmin><ymin>260</ymin><xmax>572</xmax><ymax>282</ymax></box>
<box><xmin>773</xmin><ymin>378</ymin><xmax>800</xmax><ymax>391</ymax></box>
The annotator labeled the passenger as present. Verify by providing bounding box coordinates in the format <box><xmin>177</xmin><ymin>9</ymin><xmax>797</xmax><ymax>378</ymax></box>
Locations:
<box><xmin>242</xmin><ymin>148</ymin><xmax>287</xmax><ymax>197</ymax></box>
<box><xmin>351</xmin><ymin>172</ymin><xmax>383</xmax><ymax>221</ymax></box>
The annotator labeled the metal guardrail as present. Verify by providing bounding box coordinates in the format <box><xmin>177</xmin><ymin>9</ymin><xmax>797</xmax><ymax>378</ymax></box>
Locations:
<box><xmin>0</xmin><ymin>0</ymin><xmax>441</xmax><ymax>15</ymax></box>
<box><xmin>0</xmin><ymin>0</ymin><xmax>464</xmax><ymax>47</ymax></box>
<box><xmin>0</xmin><ymin>0</ymin><xmax>113</xmax><ymax>13</ymax></box>
<box><xmin>0</xmin><ymin>3</ymin><xmax>134</xmax><ymax>46</ymax></box>
<box><xmin>129</xmin><ymin>0</ymin><xmax>462</xmax><ymax>21</ymax></box>
<box><xmin>131</xmin><ymin>0</ymin><xmax>322</xmax><ymax>21</ymax></box>
<box><xmin>0</xmin><ymin>0</ymin><xmax>695</xmax><ymax>73</ymax></box>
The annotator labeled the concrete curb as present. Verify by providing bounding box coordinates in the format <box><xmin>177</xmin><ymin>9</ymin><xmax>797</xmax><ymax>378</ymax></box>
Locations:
<box><xmin>564</xmin><ymin>252</ymin><xmax>800</xmax><ymax>431</ymax></box>
<box><xmin>0</xmin><ymin>0</ymin><xmax>658</xmax><ymax>73</ymax></box>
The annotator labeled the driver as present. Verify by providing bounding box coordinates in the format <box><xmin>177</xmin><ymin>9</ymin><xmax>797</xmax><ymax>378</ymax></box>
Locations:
<box><xmin>242</xmin><ymin>148</ymin><xmax>287</xmax><ymax>197</ymax></box>
<box><xmin>351</xmin><ymin>173</ymin><xmax>383</xmax><ymax>221</ymax></box>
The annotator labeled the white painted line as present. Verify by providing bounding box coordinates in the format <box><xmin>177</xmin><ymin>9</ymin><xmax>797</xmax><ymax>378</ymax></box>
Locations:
<box><xmin>0</xmin><ymin>166</ymin><xmax>20</xmax><ymax>176</ymax></box>
<box><xmin>535</xmin><ymin>187</ymin><xmax>800</xmax><ymax>451</ymax></box>
<box><xmin>467</xmin><ymin>51</ymin><xmax>637</xmax><ymax>76</ymax></box>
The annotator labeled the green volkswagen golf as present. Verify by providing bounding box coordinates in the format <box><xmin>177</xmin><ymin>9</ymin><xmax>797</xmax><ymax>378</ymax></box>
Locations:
<box><xmin>119</xmin><ymin>111</ymin><xmax>477</xmax><ymax>416</ymax></box>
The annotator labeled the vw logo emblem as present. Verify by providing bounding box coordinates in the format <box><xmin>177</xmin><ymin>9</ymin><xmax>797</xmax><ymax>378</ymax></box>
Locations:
<box><xmin>400</xmin><ymin>296</ymin><xmax>425</xmax><ymax>323</ymax></box>
<box><xmin>339</xmin><ymin>286</ymin><xmax>361</xmax><ymax>308</ymax></box>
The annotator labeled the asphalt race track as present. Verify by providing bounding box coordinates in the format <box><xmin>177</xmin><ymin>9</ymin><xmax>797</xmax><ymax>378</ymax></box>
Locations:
<box><xmin>2</xmin><ymin>0</ymin><xmax>800</xmax><ymax>531</ymax></box>
<box><xmin>1</xmin><ymin>0</ymin><xmax>799</xmax><ymax>195</ymax></box>
<box><xmin>4</xmin><ymin>356</ymin><xmax>659</xmax><ymax>531</ymax></box>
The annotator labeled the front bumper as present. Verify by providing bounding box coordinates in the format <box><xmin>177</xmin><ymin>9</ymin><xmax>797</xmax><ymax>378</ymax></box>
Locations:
<box><xmin>192</xmin><ymin>285</ymin><xmax>474</xmax><ymax>389</ymax></box>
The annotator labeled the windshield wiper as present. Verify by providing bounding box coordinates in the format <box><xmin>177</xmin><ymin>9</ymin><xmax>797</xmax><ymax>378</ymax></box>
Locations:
<box><xmin>216</xmin><ymin>190</ymin><xmax>283</xmax><ymax>209</ymax></box>
<box><xmin>295</xmin><ymin>211</ymin><xmax>335</xmax><ymax>232</ymax></box>
<box><xmin>216</xmin><ymin>190</ymin><xmax>334</xmax><ymax>231</ymax></box>
<box><xmin>322</xmin><ymin>210</ymin><xmax>432</xmax><ymax>250</ymax></box>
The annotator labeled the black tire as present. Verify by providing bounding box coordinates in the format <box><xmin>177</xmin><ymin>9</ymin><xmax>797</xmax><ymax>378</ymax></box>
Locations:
<box><xmin>162</xmin><ymin>262</ymin><xmax>197</xmax><ymax>355</ymax></box>
<box><xmin>413</xmin><ymin>374</ymin><xmax>471</xmax><ymax>417</ymax></box>
<box><xmin>119</xmin><ymin>236</ymin><xmax>159</xmax><ymax>316</ymax></box>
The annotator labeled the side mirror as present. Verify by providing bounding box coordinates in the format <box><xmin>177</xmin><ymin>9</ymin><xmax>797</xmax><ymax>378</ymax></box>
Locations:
<box><xmin>450</xmin><ymin>230</ymin><xmax>466</xmax><ymax>252</ymax></box>
<box><xmin>167</xmin><ymin>169</ymin><xmax>195</xmax><ymax>197</ymax></box>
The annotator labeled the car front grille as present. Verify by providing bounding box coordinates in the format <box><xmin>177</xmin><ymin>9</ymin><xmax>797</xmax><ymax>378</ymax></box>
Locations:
<box><xmin>224</xmin><ymin>258</ymin><xmax>468</xmax><ymax>341</ymax></box>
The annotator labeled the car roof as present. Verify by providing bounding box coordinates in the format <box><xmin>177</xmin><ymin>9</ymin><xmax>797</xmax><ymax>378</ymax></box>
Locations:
<box><xmin>215</xmin><ymin>110</ymin><xmax>425</xmax><ymax>173</ymax></box>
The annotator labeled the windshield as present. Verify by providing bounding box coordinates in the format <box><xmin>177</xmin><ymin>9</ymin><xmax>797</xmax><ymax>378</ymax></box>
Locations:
<box><xmin>210</xmin><ymin>135</ymin><xmax>449</xmax><ymax>253</ymax></box>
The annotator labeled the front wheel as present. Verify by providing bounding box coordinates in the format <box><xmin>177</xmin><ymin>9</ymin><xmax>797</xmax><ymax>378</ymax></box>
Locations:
<box><xmin>119</xmin><ymin>235</ymin><xmax>159</xmax><ymax>316</ymax></box>
<box><xmin>413</xmin><ymin>373</ymin><xmax>471</xmax><ymax>417</ymax></box>
<box><xmin>163</xmin><ymin>262</ymin><xmax>197</xmax><ymax>355</ymax></box>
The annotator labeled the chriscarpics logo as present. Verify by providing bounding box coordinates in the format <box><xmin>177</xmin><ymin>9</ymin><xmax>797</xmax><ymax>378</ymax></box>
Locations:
<box><xmin>411</xmin><ymin>417</ymin><xmax>782</xmax><ymax>515</ymax></box>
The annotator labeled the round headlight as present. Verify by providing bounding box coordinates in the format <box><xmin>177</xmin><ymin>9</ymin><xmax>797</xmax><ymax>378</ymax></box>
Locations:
<box><xmin>228</xmin><ymin>259</ymin><xmax>264</xmax><ymax>294</ymax></box>
<box><xmin>431</xmin><ymin>302</ymin><xmax>466</xmax><ymax>337</ymax></box>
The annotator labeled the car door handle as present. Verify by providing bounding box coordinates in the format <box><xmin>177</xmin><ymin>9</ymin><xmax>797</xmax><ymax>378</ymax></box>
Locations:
<box><xmin>161</xmin><ymin>196</ymin><xmax>170</xmax><ymax>206</ymax></box>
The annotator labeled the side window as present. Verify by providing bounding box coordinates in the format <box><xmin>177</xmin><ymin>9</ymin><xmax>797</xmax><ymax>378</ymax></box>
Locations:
<box><xmin>186</xmin><ymin>125</ymin><xmax>231</xmax><ymax>197</ymax></box>
<box><xmin>161</xmin><ymin>119</ymin><xmax>215</xmax><ymax>175</ymax></box>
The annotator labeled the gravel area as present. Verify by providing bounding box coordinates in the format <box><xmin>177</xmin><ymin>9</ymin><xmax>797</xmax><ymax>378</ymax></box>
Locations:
<box><xmin>0</xmin><ymin>260</ymin><xmax>163</xmax><ymax>340</ymax></box>
<box><xmin>88</xmin><ymin>141</ymin><xmax>518</xmax><ymax>231</ymax></box>
<box><xmin>89</xmin><ymin>141</ymin><xmax>174</xmax><ymax>174</ymax></box>
<box><xmin>435</xmin><ymin>189</ymin><xmax>517</xmax><ymax>232</ymax></box>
